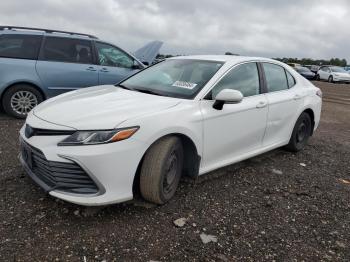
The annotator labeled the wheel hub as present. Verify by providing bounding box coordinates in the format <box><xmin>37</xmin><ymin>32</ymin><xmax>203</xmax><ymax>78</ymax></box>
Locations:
<box><xmin>297</xmin><ymin>122</ymin><xmax>307</xmax><ymax>142</ymax></box>
<box><xmin>10</xmin><ymin>91</ymin><xmax>38</xmax><ymax>115</ymax></box>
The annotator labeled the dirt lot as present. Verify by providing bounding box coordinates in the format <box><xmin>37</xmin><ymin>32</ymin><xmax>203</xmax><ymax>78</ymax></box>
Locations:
<box><xmin>0</xmin><ymin>81</ymin><xmax>349</xmax><ymax>261</ymax></box>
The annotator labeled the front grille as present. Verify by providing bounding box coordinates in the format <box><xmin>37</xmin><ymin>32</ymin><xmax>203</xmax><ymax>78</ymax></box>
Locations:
<box><xmin>21</xmin><ymin>140</ymin><xmax>99</xmax><ymax>194</ymax></box>
<box><xmin>25</xmin><ymin>124</ymin><xmax>75</xmax><ymax>138</ymax></box>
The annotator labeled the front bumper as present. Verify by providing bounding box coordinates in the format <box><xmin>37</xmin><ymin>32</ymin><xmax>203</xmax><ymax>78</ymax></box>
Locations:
<box><xmin>333</xmin><ymin>77</ymin><xmax>350</xmax><ymax>82</ymax></box>
<box><xmin>19</xmin><ymin>125</ymin><xmax>146</xmax><ymax>206</ymax></box>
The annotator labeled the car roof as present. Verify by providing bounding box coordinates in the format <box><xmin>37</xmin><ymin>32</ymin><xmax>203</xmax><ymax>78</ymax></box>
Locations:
<box><xmin>0</xmin><ymin>26</ymin><xmax>144</xmax><ymax>64</ymax></box>
<box><xmin>0</xmin><ymin>27</ymin><xmax>97</xmax><ymax>41</ymax></box>
<box><xmin>169</xmin><ymin>55</ymin><xmax>282</xmax><ymax>66</ymax></box>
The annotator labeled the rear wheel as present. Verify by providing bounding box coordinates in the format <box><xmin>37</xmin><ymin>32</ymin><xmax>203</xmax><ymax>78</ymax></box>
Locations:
<box><xmin>285</xmin><ymin>112</ymin><xmax>312</xmax><ymax>152</ymax></box>
<box><xmin>315</xmin><ymin>74</ymin><xmax>320</xmax><ymax>81</ymax></box>
<box><xmin>140</xmin><ymin>136</ymin><xmax>184</xmax><ymax>204</ymax></box>
<box><xmin>2</xmin><ymin>84</ymin><xmax>43</xmax><ymax>118</ymax></box>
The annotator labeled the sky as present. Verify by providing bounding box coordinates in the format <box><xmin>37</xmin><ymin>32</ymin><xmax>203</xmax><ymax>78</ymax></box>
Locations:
<box><xmin>0</xmin><ymin>0</ymin><xmax>349</xmax><ymax>62</ymax></box>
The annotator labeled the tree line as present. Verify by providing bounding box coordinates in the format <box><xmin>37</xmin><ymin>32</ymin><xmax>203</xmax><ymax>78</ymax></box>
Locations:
<box><xmin>157</xmin><ymin>54</ymin><xmax>348</xmax><ymax>67</ymax></box>
<box><xmin>273</xmin><ymin>57</ymin><xmax>348</xmax><ymax>67</ymax></box>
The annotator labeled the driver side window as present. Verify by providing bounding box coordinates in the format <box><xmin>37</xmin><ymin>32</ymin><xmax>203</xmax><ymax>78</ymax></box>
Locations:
<box><xmin>209</xmin><ymin>62</ymin><xmax>260</xmax><ymax>99</ymax></box>
<box><xmin>95</xmin><ymin>42</ymin><xmax>134</xmax><ymax>68</ymax></box>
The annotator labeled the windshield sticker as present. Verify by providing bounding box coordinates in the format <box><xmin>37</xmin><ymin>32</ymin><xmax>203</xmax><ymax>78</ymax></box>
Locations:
<box><xmin>172</xmin><ymin>81</ymin><xmax>197</xmax><ymax>89</ymax></box>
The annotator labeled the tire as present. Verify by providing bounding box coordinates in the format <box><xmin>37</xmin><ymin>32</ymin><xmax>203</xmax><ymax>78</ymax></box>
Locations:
<box><xmin>285</xmin><ymin>112</ymin><xmax>312</xmax><ymax>152</ymax></box>
<box><xmin>2</xmin><ymin>84</ymin><xmax>43</xmax><ymax>119</ymax></box>
<box><xmin>315</xmin><ymin>74</ymin><xmax>320</xmax><ymax>81</ymax></box>
<box><xmin>140</xmin><ymin>136</ymin><xmax>184</xmax><ymax>204</ymax></box>
<box><xmin>328</xmin><ymin>76</ymin><xmax>333</xmax><ymax>83</ymax></box>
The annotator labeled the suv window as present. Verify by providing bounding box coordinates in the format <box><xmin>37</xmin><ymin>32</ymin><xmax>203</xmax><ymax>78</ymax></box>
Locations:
<box><xmin>96</xmin><ymin>42</ymin><xmax>133</xmax><ymax>68</ymax></box>
<box><xmin>210</xmin><ymin>62</ymin><xmax>260</xmax><ymax>99</ymax></box>
<box><xmin>41</xmin><ymin>37</ymin><xmax>93</xmax><ymax>64</ymax></box>
<box><xmin>263</xmin><ymin>63</ymin><xmax>289</xmax><ymax>92</ymax></box>
<box><xmin>0</xmin><ymin>34</ymin><xmax>42</xmax><ymax>60</ymax></box>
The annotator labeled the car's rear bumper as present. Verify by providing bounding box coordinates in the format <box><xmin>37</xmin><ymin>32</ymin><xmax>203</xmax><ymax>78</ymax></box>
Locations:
<box><xmin>19</xmin><ymin>125</ymin><xmax>146</xmax><ymax>206</ymax></box>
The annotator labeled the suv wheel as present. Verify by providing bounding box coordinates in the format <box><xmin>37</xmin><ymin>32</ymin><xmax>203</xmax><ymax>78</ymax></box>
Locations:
<box><xmin>139</xmin><ymin>136</ymin><xmax>184</xmax><ymax>204</ymax></box>
<box><xmin>2</xmin><ymin>84</ymin><xmax>43</xmax><ymax>118</ymax></box>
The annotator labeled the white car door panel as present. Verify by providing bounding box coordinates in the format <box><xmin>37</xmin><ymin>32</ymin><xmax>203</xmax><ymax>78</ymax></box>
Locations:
<box><xmin>199</xmin><ymin>62</ymin><xmax>268</xmax><ymax>172</ymax></box>
<box><xmin>200</xmin><ymin>95</ymin><xmax>268</xmax><ymax>171</ymax></box>
<box><xmin>261</xmin><ymin>62</ymin><xmax>306</xmax><ymax>147</ymax></box>
<box><xmin>263</xmin><ymin>89</ymin><xmax>305</xmax><ymax>146</ymax></box>
<box><xmin>319</xmin><ymin>67</ymin><xmax>330</xmax><ymax>80</ymax></box>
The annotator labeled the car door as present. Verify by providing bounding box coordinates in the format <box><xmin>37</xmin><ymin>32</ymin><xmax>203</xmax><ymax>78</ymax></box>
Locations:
<box><xmin>200</xmin><ymin>62</ymin><xmax>268</xmax><ymax>171</ymax></box>
<box><xmin>319</xmin><ymin>67</ymin><xmax>330</xmax><ymax>80</ymax></box>
<box><xmin>262</xmin><ymin>62</ymin><xmax>305</xmax><ymax>147</ymax></box>
<box><xmin>36</xmin><ymin>36</ymin><xmax>98</xmax><ymax>98</ymax></box>
<box><xmin>94</xmin><ymin>42</ymin><xmax>141</xmax><ymax>85</ymax></box>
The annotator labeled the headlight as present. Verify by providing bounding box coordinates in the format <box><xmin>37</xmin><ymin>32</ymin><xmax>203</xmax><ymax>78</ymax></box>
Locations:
<box><xmin>58</xmin><ymin>127</ymin><xmax>139</xmax><ymax>146</ymax></box>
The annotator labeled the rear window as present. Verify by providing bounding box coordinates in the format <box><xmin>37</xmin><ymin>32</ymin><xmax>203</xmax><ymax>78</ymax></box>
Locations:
<box><xmin>41</xmin><ymin>37</ymin><xmax>93</xmax><ymax>64</ymax></box>
<box><xmin>0</xmin><ymin>34</ymin><xmax>42</xmax><ymax>60</ymax></box>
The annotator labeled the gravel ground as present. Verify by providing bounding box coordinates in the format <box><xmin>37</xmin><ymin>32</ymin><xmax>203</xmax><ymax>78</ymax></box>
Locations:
<box><xmin>0</xmin><ymin>81</ymin><xmax>349</xmax><ymax>261</ymax></box>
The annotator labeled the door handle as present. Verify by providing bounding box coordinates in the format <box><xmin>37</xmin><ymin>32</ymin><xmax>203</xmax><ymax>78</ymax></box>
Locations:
<box><xmin>100</xmin><ymin>68</ymin><xmax>109</xmax><ymax>73</ymax></box>
<box><xmin>293</xmin><ymin>94</ymin><xmax>302</xmax><ymax>100</ymax></box>
<box><xmin>256</xmin><ymin>101</ymin><xmax>267</xmax><ymax>108</ymax></box>
<box><xmin>86</xmin><ymin>66</ymin><xmax>97</xmax><ymax>71</ymax></box>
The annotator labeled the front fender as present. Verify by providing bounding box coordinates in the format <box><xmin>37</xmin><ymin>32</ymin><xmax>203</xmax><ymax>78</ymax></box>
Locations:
<box><xmin>119</xmin><ymin>102</ymin><xmax>203</xmax><ymax>159</ymax></box>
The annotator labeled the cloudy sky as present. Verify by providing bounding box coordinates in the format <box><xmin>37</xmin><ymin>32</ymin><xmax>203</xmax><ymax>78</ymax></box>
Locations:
<box><xmin>0</xmin><ymin>0</ymin><xmax>349</xmax><ymax>62</ymax></box>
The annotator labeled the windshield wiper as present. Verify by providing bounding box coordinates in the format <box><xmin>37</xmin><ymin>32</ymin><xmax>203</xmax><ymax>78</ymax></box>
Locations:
<box><xmin>118</xmin><ymin>84</ymin><xmax>167</xmax><ymax>97</ymax></box>
<box><xmin>117</xmin><ymin>84</ymin><xmax>134</xmax><ymax>91</ymax></box>
<box><xmin>132</xmin><ymin>88</ymin><xmax>168</xmax><ymax>97</ymax></box>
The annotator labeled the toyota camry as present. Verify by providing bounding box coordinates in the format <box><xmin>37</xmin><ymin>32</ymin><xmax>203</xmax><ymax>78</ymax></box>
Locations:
<box><xmin>19</xmin><ymin>55</ymin><xmax>322</xmax><ymax>206</ymax></box>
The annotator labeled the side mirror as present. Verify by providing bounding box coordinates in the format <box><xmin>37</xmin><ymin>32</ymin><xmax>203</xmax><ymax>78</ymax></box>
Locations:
<box><xmin>213</xmin><ymin>89</ymin><xmax>243</xmax><ymax>110</ymax></box>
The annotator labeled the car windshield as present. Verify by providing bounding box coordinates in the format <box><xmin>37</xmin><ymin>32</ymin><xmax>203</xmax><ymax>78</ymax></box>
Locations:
<box><xmin>331</xmin><ymin>67</ymin><xmax>347</xmax><ymax>73</ymax></box>
<box><xmin>297</xmin><ymin>67</ymin><xmax>311</xmax><ymax>73</ymax></box>
<box><xmin>119</xmin><ymin>59</ymin><xmax>223</xmax><ymax>99</ymax></box>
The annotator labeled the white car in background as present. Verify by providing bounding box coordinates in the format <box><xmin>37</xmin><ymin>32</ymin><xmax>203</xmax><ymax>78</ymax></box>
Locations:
<box><xmin>316</xmin><ymin>65</ymin><xmax>350</xmax><ymax>83</ymax></box>
<box><xmin>19</xmin><ymin>55</ymin><xmax>322</xmax><ymax>206</ymax></box>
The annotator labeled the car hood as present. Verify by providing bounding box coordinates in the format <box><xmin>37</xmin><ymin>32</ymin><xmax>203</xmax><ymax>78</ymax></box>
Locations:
<box><xmin>33</xmin><ymin>85</ymin><xmax>181</xmax><ymax>130</ymax></box>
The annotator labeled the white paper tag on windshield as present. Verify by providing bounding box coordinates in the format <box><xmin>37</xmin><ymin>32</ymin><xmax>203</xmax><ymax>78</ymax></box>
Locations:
<box><xmin>172</xmin><ymin>81</ymin><xmax>197</xmax><ymax>89</ymax></box>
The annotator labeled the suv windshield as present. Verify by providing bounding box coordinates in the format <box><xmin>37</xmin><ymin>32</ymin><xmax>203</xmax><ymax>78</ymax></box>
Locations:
<box><xmin>119</xmin><ymin>59</ymin><xmax>223</xmax><ymax>99</ymax></box>
<box><xmin>331</xmin><ymin>67</ymin><xmax>347</xmax><ymax>73</ymax></box>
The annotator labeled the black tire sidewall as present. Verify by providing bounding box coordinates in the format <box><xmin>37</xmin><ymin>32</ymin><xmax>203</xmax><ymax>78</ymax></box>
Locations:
<box><xmin>158</xmin><ymin>140</ymin><xmax>184</xmax><ymax>203</ymax></box>
<box><xmin>289</xmin><ymin>113</ymin><xmax>312</xmax><ymax>151</ymax></box>
<box><xmin>2</xmin><ymin>85</ymin><xmax>43</xmax><ymax>118</ymax></box>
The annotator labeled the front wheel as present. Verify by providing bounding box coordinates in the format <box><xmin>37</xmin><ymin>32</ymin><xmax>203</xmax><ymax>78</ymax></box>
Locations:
<box><xmin>328</xmin><ymin>76</ymin><xmax>333</xmax><ymax>83</ymax></box>
<box><xmin>2</xmin><ymin>84</ymin><xmax>43</xmax><ymax>118</ymax></box>
<box><xmin>140</xmin><ymin>137</ymin><xmax>184</xmax><ymax>204</ymax></box>
<box><xmin>285</xmin><ymin>113</ymin><xmax>312</xmax><ymax>152</ymax></box>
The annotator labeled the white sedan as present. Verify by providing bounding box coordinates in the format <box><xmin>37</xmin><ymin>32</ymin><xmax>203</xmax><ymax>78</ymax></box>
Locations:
<box><xmin>316</xmin><ymin>65</ymin><xmax>350</xmax><ymax>83</ymax></box>
<box><xmin>19</xmin><ymin>55</ymin><xmax>322</xmax><ymax>206</ymax></box>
